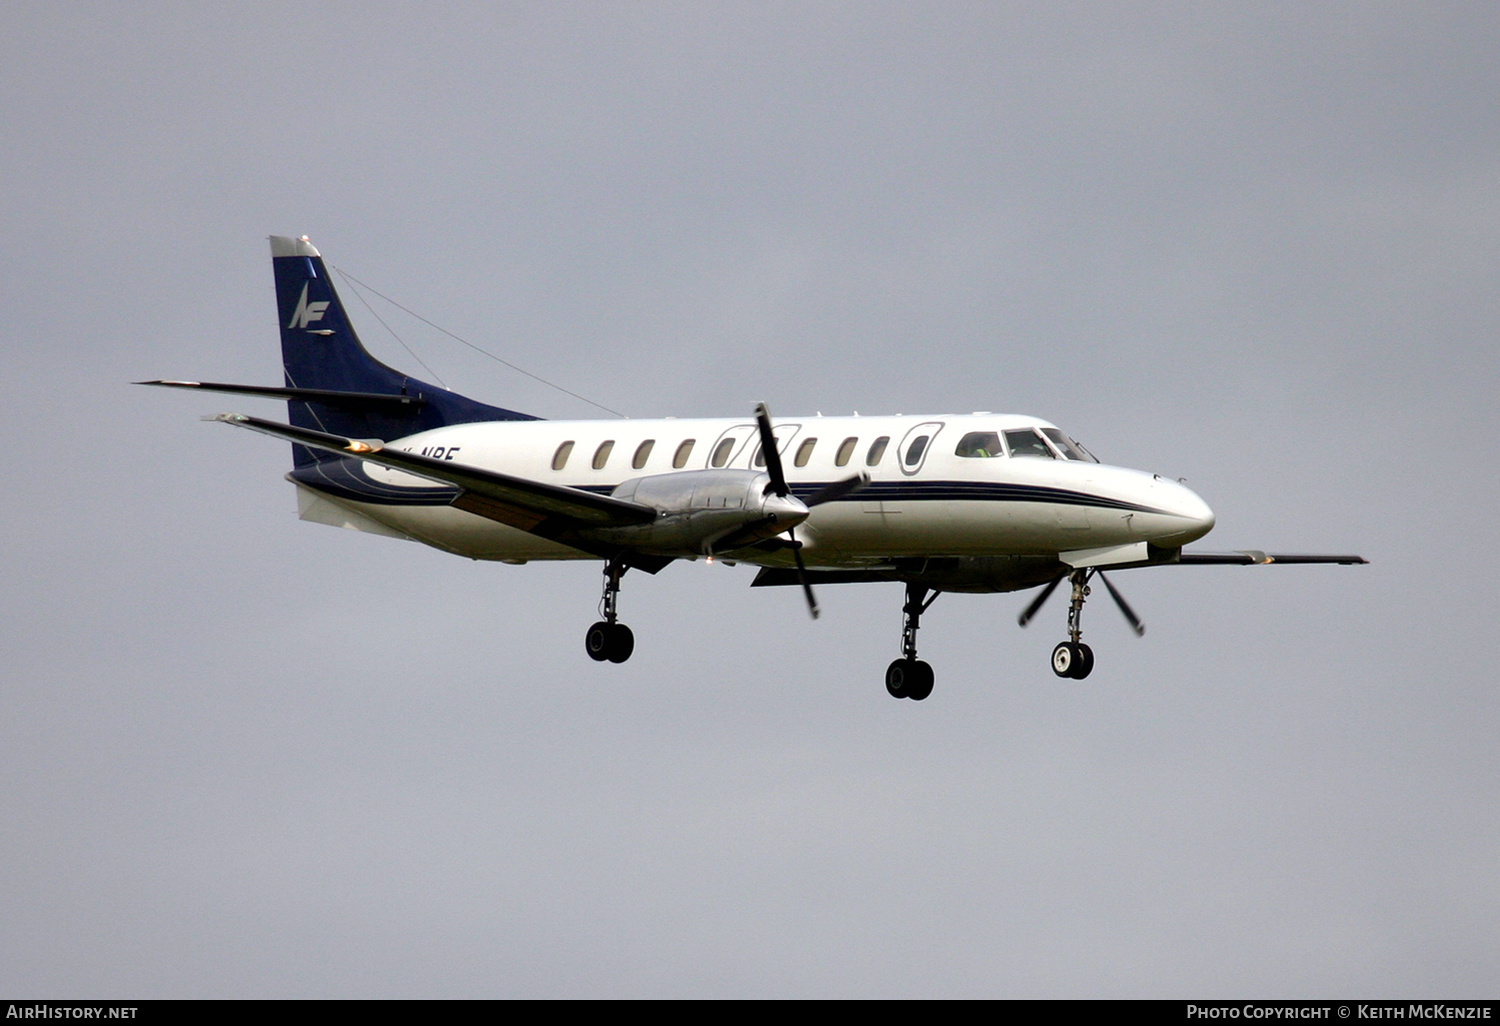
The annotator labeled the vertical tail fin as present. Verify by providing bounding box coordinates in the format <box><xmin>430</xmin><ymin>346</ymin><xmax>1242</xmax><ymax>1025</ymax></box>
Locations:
<box><xmin>270</xmin><ymin>235</ymin><xmax>537</xmax><ymax>465</ymax></box>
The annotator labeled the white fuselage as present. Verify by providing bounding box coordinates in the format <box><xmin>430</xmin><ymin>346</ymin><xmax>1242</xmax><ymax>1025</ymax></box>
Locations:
<box><xmin>294</xmin><ymin>412</ymin><xmax>1217</xmax><ymax>569</ymax></box>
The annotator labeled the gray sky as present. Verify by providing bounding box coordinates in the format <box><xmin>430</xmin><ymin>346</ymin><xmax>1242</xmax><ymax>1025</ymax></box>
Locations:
<box><xmin>2</xmin><ymin>1</ymin><xmax>1496</xmax><ymax>998</ymax></box>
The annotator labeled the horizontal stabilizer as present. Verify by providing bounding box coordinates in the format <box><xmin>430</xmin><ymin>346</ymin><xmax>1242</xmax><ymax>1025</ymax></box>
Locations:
<box><xmin>138</xmin><ymin>380</ymin><xmax>428</xmax><ymax>410</ymax></box>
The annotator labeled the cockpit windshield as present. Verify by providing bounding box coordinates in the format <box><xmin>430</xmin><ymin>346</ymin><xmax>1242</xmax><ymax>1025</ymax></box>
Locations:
<box><xmin>1003</xmin><ymin>428</ymin><xmax>1055</xmax><ymax>459</ymax></box>
<box><xmin>958</xmin><ymin>426</ymin><xmax>1099</xmax><ymax>462</ymax></box>
<box><xmin>1041</xmin><ymin>427</ymin><xmax>1096</xmax><ymax>462</ymax></box>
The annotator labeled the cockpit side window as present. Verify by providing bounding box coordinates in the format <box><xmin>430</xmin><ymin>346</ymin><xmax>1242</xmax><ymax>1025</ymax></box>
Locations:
<box><xmin>1004</xmin><ymin>428</ymin><xmax>1055</xmax><ymax>458</ymax></box>
<box><xmin>955</xmin><ymin>431</ymin><xmax>1003</xmax><ymax>458</ymax></box>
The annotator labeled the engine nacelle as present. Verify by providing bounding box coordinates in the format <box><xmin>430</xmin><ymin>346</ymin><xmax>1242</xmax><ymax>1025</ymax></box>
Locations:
<box><xmin>585</xmin><ymin>469</ymin><xmax>808</xmax><ymax>556</ymax></box>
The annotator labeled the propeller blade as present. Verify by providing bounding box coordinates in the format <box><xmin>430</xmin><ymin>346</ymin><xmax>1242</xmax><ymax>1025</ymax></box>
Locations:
<box><xmin>1096</xmin><ymin>570</ymin><xmax>1146</xmax><ymax>636</ymax></box>
<box><xmin>753</xmin><ymin>402</ymin><xmax>789</xmax><ymax>497</ymax></box>
<box><xmin>803</xmin><ymin>472</ymin><xmax>869</xmax><ymax>508</ymax></box>
<box><xmin>1017</xmin><ymin>576</ymin><xmax>1063</xmax><ymax>627</ymax></box>
<box><xmin>789</xmin><ymin>529</ymin><xmax>820</xmax><ymax>619</ymax></box>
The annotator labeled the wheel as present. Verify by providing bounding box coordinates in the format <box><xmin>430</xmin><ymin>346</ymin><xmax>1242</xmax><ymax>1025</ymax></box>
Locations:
<box><xmin>906</xmin><ymin>660</ymin><xmax>934</xmax><ymax>701</ymax></box>
<box><xmin>605</xmin><ymin>623</ymin><xmax>634</xmax><ymax>663</ymax></box>
<box><xmin>1071</xmin><ymin>643</ymin><xmax>1094</xmax><ymax>680</ymax></box>
<box><xmin>885</xmin><ymin>658</ymin><xmax>911</xmax><ymax>698</ymax></box>
<box><xmin>1051</xmin><ymin>642</ymin><xmax>1076</xmax><ymax>678</ymax></box>
<box><xmin>585</xmin><ymin>621</ymin><xmax>611</xmax><ymax>661</ymax></box>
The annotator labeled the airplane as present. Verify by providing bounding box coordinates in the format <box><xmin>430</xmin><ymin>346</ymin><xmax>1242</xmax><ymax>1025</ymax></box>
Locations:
<box><xmin>142</xmin><ymin>235</ymin><xmax>1367</xmax><ymax>701</ymax></box>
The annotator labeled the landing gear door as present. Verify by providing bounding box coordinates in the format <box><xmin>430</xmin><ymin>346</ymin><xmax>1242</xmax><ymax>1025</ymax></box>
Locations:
<box><xmin>897</xmin><ymin>421</ymin><xmax>945</xmax><ymax>476</ymax></box>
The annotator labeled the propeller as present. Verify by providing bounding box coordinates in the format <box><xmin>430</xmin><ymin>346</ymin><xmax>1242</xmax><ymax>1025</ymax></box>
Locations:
<box><xmin>754</xmin><ymin>402</ymin><xmax>790</xmax><ymax>498</ymax></box>
<box><xmin>1016</xmin><ymin>568</ymin><xmax>1145</xmax><ymax>637</ymax></box>
<box><xmin>1016</xmin><ymin>575</ymin><xmax>1064</xmax><ymax>628</ymax></box>
<box><xmin>1096</xmin><ymin>570</ymin><xmax>1145</xmax><ymax>637</ymax></box>
<box><xmin>754</xmin><ymin>403</ymin><xmax>867</xmax><ymax>619</ymax></box>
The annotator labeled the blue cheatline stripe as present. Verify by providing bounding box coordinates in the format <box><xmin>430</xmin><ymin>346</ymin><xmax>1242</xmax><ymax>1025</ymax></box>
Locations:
<box><xmin>292</xmin><ymin>459</ymin><xmax>1174</xmax><ymax>517</ymax></box>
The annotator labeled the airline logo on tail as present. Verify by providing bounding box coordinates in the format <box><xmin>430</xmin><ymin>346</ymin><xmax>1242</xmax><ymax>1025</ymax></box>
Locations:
<box><xmin>287</xmin><ymin>283</ymin><xmax>330</xmax><ymax>330</ymax></box>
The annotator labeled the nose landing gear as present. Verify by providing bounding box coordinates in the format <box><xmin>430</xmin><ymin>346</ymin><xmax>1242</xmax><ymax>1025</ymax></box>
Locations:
<box><xmin>885</xmin><ymin>582</ymin><xmax>939</xmax><ymax>701</ymax></box>
<box><xmin>1052</xmin><ymin>571</ymin><xmax>1096</xmax><ymax>680</ymax></box>
<box><xmin>1019</xmin><ymin>567</ymin><xmax>1144</xmax><ymax>680</ymax></box>
<box><xmin>585</xmin><ymin>557</ymin><xmax>634</xmax><ymax>663</ymax></box>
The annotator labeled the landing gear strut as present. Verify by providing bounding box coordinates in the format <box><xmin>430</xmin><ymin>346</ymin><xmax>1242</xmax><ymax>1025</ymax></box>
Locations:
<box><xmin>1019</xmin><ymin>565</ymin><xmax>1144</xmax><ymax>680</ymax></box>
<box><xmin>1050</xmin><ymin>570</ymin><xmax>1095</xmax><ymax>680</ymax></box>
<box><xmin>585</xmin><ymin>556</ymin><xmax>634</xmax><ymax>663</ymax></box>
<box><xmin>886</xmin><ymin>583</ymin><xmax>938</xmax><ymax>701</ymax></box>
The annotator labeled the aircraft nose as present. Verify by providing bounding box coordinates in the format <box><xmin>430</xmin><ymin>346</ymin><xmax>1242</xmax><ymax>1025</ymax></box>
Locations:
<box><xmin>1161</xmin><ymin>479</ymin><xmax>1215</xmax><ymax>545</ymax></box>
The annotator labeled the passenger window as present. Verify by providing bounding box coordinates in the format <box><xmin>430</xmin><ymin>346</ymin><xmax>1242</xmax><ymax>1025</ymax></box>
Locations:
<box><xmin>835</xmin><ymin>437</ymin><xmax>857</xmax><ymax>467</ymax></box>
<box><xmin>955</xmin><ymin>431</ymin><xmax>1002</xmax><ymax>458</ymax></box>
<box><xmin>592</xmin><ymin>440</ymin><xmax>615</xmax><ymax>470</ymax></box>
<box><xmin>552</xmin><ymin>440</ymin><xmax>574</xmax><ymax>471</ymax></box>
<box><xmin>794</xmin><ymin>437</ymin><xmax>817</xmax><ymax>467</ymax></box>
<box><xmin>673</xmin><ymin>439</ymin><xmax>695</xmax><ymax>469</ymax></box>
<box><xmin>866</xmin><ymin>436</ymin><xmax>889</xmax><ymax>467</ymax></box>
<box><xmin>710</xmin><ymin>437</ymin><xmax>735</xmax><ymax>468</ymax></box>
<box><xmin>1004</xmin><ymin>429</ymin><xmax>1055</xmax><ymax>458</ymax></box>
<box><xmin>632</xmin><ymin>439</ymin><xmax>654</xmax><ymax>470</ymax></box>
<box><xmin>904</xmin><ymin>435</ymin><xmax>930</xmax><ymax>466</ymax></box>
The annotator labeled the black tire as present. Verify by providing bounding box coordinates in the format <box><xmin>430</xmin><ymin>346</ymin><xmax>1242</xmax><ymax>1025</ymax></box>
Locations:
<box><xmin>885</xmin><ymin>659</ymin><xmax>911</xmax><ymax>698</ymax></box>
<box><xmin>585</xmin><ymin>621</ymin><xmax>611</xmax><ymax>661</ymax></box>
<box><xmin>1051</xmin><ymin>642</ymin><xmax>1076</xmax><ymax>678</ymax></box>
<box><xmin>605</xmin><ymin>623</ymin><xmax>634</xmax><ymax>663</ymax></box>
<box><xmin>906</xmin><ymin>660</ymin><xmax>935</xmax><ymax>701</ymax></box>
<box><xmin>1071</xmin><ymin>643</ymin><xmax>1094</xmax><ymax>680</ymax></box>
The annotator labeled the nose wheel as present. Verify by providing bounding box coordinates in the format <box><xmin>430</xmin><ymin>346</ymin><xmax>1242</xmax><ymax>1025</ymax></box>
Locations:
<box><xmin>1051</xmin><ymin>641</ymin><xmax>1094</xmax><ymax>680</ymax></box>
<box><xmin>585</xmin><ymin>557</ymin><xmax>634</xmax><ymax>663</ymax></box>
<box><xmin>885</xmin><ymin>583</ymin><xmax>939</xmax><ymax>700</ymax></box>
<box><xmin>885</xmin><ymin>657</ymin><xmax>934</xmax><ymax>700</ymax></box>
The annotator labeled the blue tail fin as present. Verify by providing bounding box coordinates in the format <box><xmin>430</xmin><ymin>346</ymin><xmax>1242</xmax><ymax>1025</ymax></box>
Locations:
<box><xmin>271</xmin><ymin>235</ymin><xmax>537</xmax><ymax>465</ymax></box>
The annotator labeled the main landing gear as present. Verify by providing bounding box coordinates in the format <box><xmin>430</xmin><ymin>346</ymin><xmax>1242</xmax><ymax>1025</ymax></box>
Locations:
<box><xmin>886</xmin><ymin>582</ymin><xmax>939</xmax><ymax>701</ymax></box>
<box><xmin>585</xmin><ymin>557</ymin><xmax>634</xmax><ymax>663</ymax></box>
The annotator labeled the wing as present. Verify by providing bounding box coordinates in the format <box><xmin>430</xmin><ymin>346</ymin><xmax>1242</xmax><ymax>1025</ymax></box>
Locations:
<box><xmin>209</xmin><ymin>413</ymin><xmax>655</xmax><ymax>542</ymax></box>
<box><xmin>1174</xmin><ymin>551</ymin><xmax>1368</xmax><ymax>565</ymax></box>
